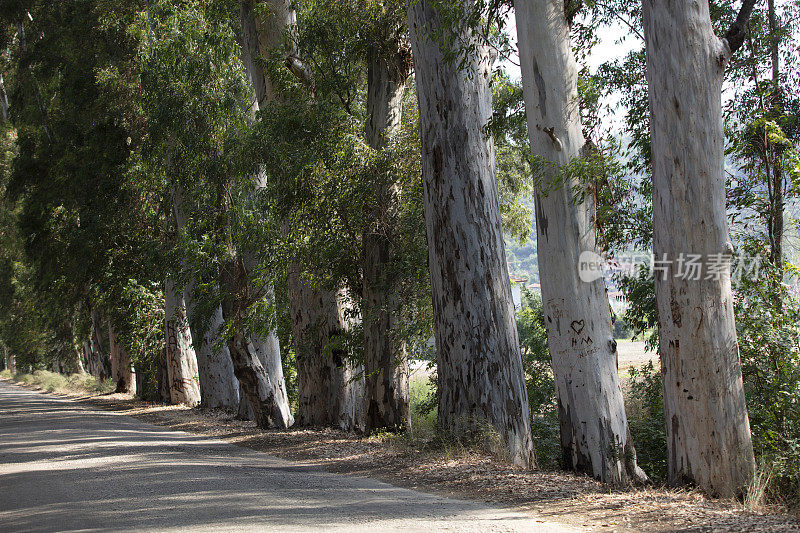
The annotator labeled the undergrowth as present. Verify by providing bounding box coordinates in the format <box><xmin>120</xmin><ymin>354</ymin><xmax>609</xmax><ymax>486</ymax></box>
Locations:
<box><xmin>2</xmin><ymin>369</ymin><xmax>114</xmax><ymax>395</ymax></box>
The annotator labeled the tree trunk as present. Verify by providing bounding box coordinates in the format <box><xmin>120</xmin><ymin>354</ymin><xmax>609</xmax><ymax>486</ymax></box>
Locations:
<box><xmin>164</xmin><ymin>277</ymin><xmax>202</xmax><ymax>406</ymax></box>
<box><xmin>0</xmin><ymin>73</ymin><xmax>9</xmax><ymax>123</ymax></box>
<box><xmin>291</xmin><ymin>271</ymin><xmax>364</xmax><ymax>431</ymax></box>
<box><xmin>172</xmin><ymin>185</ymin><xmax>240</xmax><ymax>409</ymax></box>
<box><xmin>89</xmin><ymin>307</ymin><xmax>110</xmax><ymax>380</ymax></box>
<box><xmin>514</xmin><ymin>0</ymin><xmax>646</xmax><ymax>483</ymax></box>
<box><xmin>407</xmin><ymin>0</ymin><xmax>535</xmax><ymax>469</ymax></box>
<box><xmin>82</xmin><ymin>341</ymin><xmax>94</xmax><ymax>377</ymax></box>
<box><xmin>108</xmin><ymin>323</ymin><xmax>136</xmax><ymax>394</ymax></box>
<box><xmin>209</xmin><ymin>0</ymin><xmax>297</xmax><ymax>428</ymax></box>
<box><xmin>3</xmin><ymin>347</ymin><xmax>14</xmax><ymax>374</ymax></box>
<box><xmin>361</xmin><ymin>43</ymin><xmax>412</xmax><ymax>432</ymax></box>
<box><xmin>767</xmin><ymin>0</ymin><xmax>783</xmax><ymax>271</ymax></box>
<box><xmin>156</xmin><ymin>346</ymin><xmax>171</xmax><ymax>403</ymax></box>
<box><xmin>195</xmin><ymin>304</ymin><xmax>240</xmax><ymax>409</ymax></box>
<box><xmin>68</xmin><ymin>321</ymin><xmax>85</xmax><ymax>374</ymax></box>
<box><xmin>643</xmin><ymin>0</ymin><xmax>755</xmax><ymax>497</ymax></box>
<box><xmin>237</xmin><ymin>0</ymin><xmax>350</xmax><ymax>429</ymax></box>
<box><xmin>70</xmin><ymin>345</ymin><xmax>85</xmax><ymax>375</ymax></box>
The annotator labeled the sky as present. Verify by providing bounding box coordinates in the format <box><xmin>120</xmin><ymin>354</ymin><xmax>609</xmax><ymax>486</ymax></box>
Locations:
<box><xmin>500</xmin><ymin>11</ymin><xmax>641</xmax><ymax>130</ymax></box>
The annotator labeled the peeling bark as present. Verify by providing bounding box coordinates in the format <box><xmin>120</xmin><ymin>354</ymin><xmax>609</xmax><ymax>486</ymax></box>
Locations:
<box><xmin>108</xmin><ymin>323</ymin><xmax>135</xmax><ymax>394</ymax></box>
<box><xmin>164</xmin><ymin>277</ymin><xmax>202</xmax><ymax>406</ymax></box>
<box><xmin>515</xmin><ymin>0</ymin><xmax>645</xmax><ymax>484</ymax></box>
<box><xmin>172</xmin><ymin>186</ymin><xmax>239</xmax><ymax>409</ymax></box>
<box><xmin>361</xmin><ymin>42</ymin><xmax>412</xmax><ymax>433</ymax></box>
<box><xmin>408</xmin><ymin>0</ymin><xmax>535</xmax><ymax>468</ymax></box>
<box><xmin>212</xmin><ymin>0</ymin><xmax>298</xmax><ymax>428</ymax></box>
<box><xmin>239</xmin><ymin>0</ymin><xmax>355</xmax><ymax>429</ymax></box>
<box><xmin>292</xmin><ymin>275</ymin><xmax>364</xmax><ymax>431</ymax></box>
<box><xmin>643</xmin><ymin>0</ymin><xmax>755</xmax><ymax>497</ymax></box>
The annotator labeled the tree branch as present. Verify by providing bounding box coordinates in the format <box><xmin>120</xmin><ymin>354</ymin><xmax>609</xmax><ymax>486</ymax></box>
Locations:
<box><xmin>724</xmin><ymin>0</ymin><xmax>759</xmax><ymax>54</ymax></box>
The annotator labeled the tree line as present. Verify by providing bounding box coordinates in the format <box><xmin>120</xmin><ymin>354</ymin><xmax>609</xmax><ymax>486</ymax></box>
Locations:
<box><xmin>0</xmin><ymin>0</ymin><xmax>797</xmax><ymax>501</ymax></box>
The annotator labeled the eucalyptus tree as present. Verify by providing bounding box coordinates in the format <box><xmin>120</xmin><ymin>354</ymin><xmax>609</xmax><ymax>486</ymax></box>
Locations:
<box><xmin>360</xmin><ymin>0</ymin><xmax>413</xmax><ymax>432</ymax></box>
<box><xmin>0</xmin><ymin>1</ymin><xmax>155</xmax><ymax>385</ymax></box>
<box><xmin>407</xmin><ymin>0</ymin><xmax>535</xmax><ymax>468</ymax></box>
<box><xmin>514</xmin><ymin>0</ymin><xmax>646</xmax><ymax>483</ymax></box>
<box><xmin>109</xmin><ymin>323</ymin><xmax>135</xmax><ymax>394</ymax></box>
<box><xmin>643</xmin><ymin>0</ymin><xmax>757</xmax><ymax>496</ymax></box>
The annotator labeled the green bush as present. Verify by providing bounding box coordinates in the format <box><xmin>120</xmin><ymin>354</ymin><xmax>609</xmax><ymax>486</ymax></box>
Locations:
<box><xmin>734</xmin><ymin>245</ymin><xmax>800</xmax><ymax>504</ymax></box>
<box><xmin>625</xmin><ymin>361</ymin><xmax>668</xmax><ymax>483</ymax></box>
<box><xmin>516</xmin><ymin>288</ymin><xmax>561</xmax><ymax>467</ymax></box>
<box><xmin>613</xmin><ymin>317</ymin><xmax>632</xmax><ymax>339</ymax></box>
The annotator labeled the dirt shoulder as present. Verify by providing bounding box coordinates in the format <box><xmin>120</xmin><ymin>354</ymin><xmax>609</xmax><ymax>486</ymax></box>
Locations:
<box><xmin>5</xmin><ymin>377</ymin><xmax>797</xmax><ymax>532</ymax></box>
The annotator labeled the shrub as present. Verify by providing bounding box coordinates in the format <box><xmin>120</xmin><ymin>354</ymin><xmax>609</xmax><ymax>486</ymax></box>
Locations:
<box><xmin>625</xmin><ymin>361</ymin><xmax>667</xmax><ymax>483</ymax></box>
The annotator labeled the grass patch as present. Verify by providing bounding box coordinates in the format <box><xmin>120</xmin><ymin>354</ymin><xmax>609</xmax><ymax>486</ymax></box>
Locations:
<box><xmin>5</xmin><ymin>369</ymin><xmax>114</xmax><ymax>395</ymax></box>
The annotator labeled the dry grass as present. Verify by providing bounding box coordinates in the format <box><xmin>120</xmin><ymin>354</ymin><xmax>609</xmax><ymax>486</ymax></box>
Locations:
<box><xmin>4</xmin><ymin>369</ymin><xmax>114</xmax><ymax>395</ymax></box>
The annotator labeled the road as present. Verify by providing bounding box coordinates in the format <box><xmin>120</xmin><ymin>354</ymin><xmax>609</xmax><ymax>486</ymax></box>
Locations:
<box><xmin>0</xmin><ymin>380</ymin><xmax>577</xmax><ymax>532</ymax></box>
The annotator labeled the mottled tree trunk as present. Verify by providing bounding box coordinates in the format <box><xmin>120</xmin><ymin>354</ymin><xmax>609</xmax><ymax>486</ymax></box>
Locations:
<box><xmin>156</xmin><ymin>346</ymin><xmax>171</xmax><ymax>403</ymax></box>
<box><xmin>68</xmin><ymin>321</ymin><xmax>85</xmax><ymax>374</ymax></box>
<box><xmin>89</xmin><ymin>307</ymin><xmax>110</xmax><ymax>381</ymax></box>
<box><xmin>108</xmin><ymin>323</ymin><xmax>136</xmax><ymax>394</ymax></box>
<box><xmin>238</xmin><ymin>0</ymin><xmax>352</xmax><ymax>429</ymax></box>
<box><xmin>164</xmin><ymin>278</ymin><xmax>202</xmax><ymax>406</ymax></box>
<box><xmin>408</xmin><ymin>0</ymin><xmax>535</xmax><ymax>468</ymax></box>
<box><xmin>3</xmin><ymin>347</ymin><xmax>15</xmax><ymax>374</ymax></box>
<box><xmin>172</xmin><ymin>186</ymin><xmax>240</xmax><ymax>409</ymax></box>
<box><xmin>515</xmin><ymin>0</ymin><xmax>645</xmax><ymax>483</ymax></box>
<box><xmin>211</xmin><ymin>0</ymin><xmax>297</xmax><ymax>428</ymax></box>
<box><xmin>361</xmin><ymin>44</ymin><xmax>412</xmax><ymax>432</ymax></box>
<box><xmin>643</xmin><ymin>0</ymin><xmax>756</xmax><ymax>497</ymax></box>
<box><xmin>70</xmin><ymin>345</ymin><xmax>85</xmax><ymax>375</ymax></box>
<box><xmin>292</xmin><ymin>271</ymin><xmax>364</xmax><ymax>431</ymax></box>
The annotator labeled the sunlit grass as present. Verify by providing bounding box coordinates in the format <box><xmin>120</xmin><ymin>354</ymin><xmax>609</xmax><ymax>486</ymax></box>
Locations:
<box><xmin>5</xmin><ymin>369</ymin><xmax>114</xmax><ymax>395</ymax></box>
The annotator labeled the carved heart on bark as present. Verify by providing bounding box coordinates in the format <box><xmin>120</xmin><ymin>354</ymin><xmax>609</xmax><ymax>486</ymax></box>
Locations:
<box><xmin>570</xmin><ymin>320</ymin><xmax>585</xmax><ymax>335</ymax></box>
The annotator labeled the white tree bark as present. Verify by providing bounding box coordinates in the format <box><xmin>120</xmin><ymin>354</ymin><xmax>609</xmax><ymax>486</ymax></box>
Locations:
<box><xmin>70</xmin><ymin>345</ymin><xmax>85</xmax><ymax>374</ymax></box>
<box><xmin>172</xmin><ymin>186</ymin><xmax>240</xmax><ymax>409</ymax></box>
<box><xmin>3</xmin><ymin>346</ymin><xmax>15</xmax><ymax>374</ymax></box>
<box><xmin>164</xmin><ymin>277</ymin><xmax>202</xmax><ymax>406</ymax></box>
<box><xmin>108</xmin><ymin>323</ymin><xmax>136</xmax><ymax>394</ymax></box>
<box><xmin>362</xmin><ymin>42</ymin><xmax>411</xmax><ymax>432</ymax></box>
<box><xmin>515</xmin><ymin>0</ymin><xmax>646</xmax><ymax>483</ymax></box>
<box><xmin>208</xmin><ymin>0</ymin><xmax>297</xmax><ymax>428</ymax></box>
<box><xmin>238</xmin><ymin>0</ymin><xmax>355</xmax><ymax>429</ymax></box>
<box><xmin>643</xmin><ymin>0</ymin><xmax>755</xmax><ymax>497</ymax></box>
<box><xmin>408</xmin><ymin>0</ymin><xmax>535</xmax><ymax>468</ymax></box>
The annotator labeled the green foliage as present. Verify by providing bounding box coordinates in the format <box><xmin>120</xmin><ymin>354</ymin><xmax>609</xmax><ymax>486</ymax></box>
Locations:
<box><xmin>515</xmin><ymin>287</ymin><xmax>561</xmax><ymax>468</ymax></box>
<box><xmin>612</xmin><ymin>317</ymin><xmax>632</xmax><ymax>340</ymax></box>
<box><xmin>625</xmin><ymin>361</ymin><xmax>667</xmax><ymax>483</ymax></box>
<box><xmin>734</xmin><ymin>241</ymin><xmax>800</xmax><ymax>502</ymax></box>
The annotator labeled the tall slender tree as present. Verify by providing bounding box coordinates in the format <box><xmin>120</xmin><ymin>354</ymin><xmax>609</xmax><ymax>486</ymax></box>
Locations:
<box><xmin>514</xmin><ymin>0</ymin><xmax>646</xmax><ymax>483</ymax></box>
<box><xmin>362</xmin><ymin>3</ymin><xmax>412</xmax><ymax>432</ymax></box>
<box><xmin>643</xmin><ymin>0</ymin><xmax>757</xmax><ymax>496</ymax></box>
<box><xmin>108</xmin><ymin>323</ymin><xmax>136</xmax><ymax>394</ymax></box>
<box><xmin>238</xmin><ymin>0</ymin><xmax>364</xmax><ymax>430</ymax></box>
<box><xmin>172</xmin><ymin>186</ymin><xmax>239</xmax><ymax>409</ymax></box>
<box><xmin>407</xmin><ymin>0</ymin><xmax>535</xmax><ymax>468</ymax></box>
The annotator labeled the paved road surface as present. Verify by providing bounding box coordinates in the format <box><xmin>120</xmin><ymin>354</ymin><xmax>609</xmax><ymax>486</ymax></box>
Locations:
<box><xmin>0</xmin><ymin>380</ymin><xmax>577</xmax><ymax>532</ymax></box>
